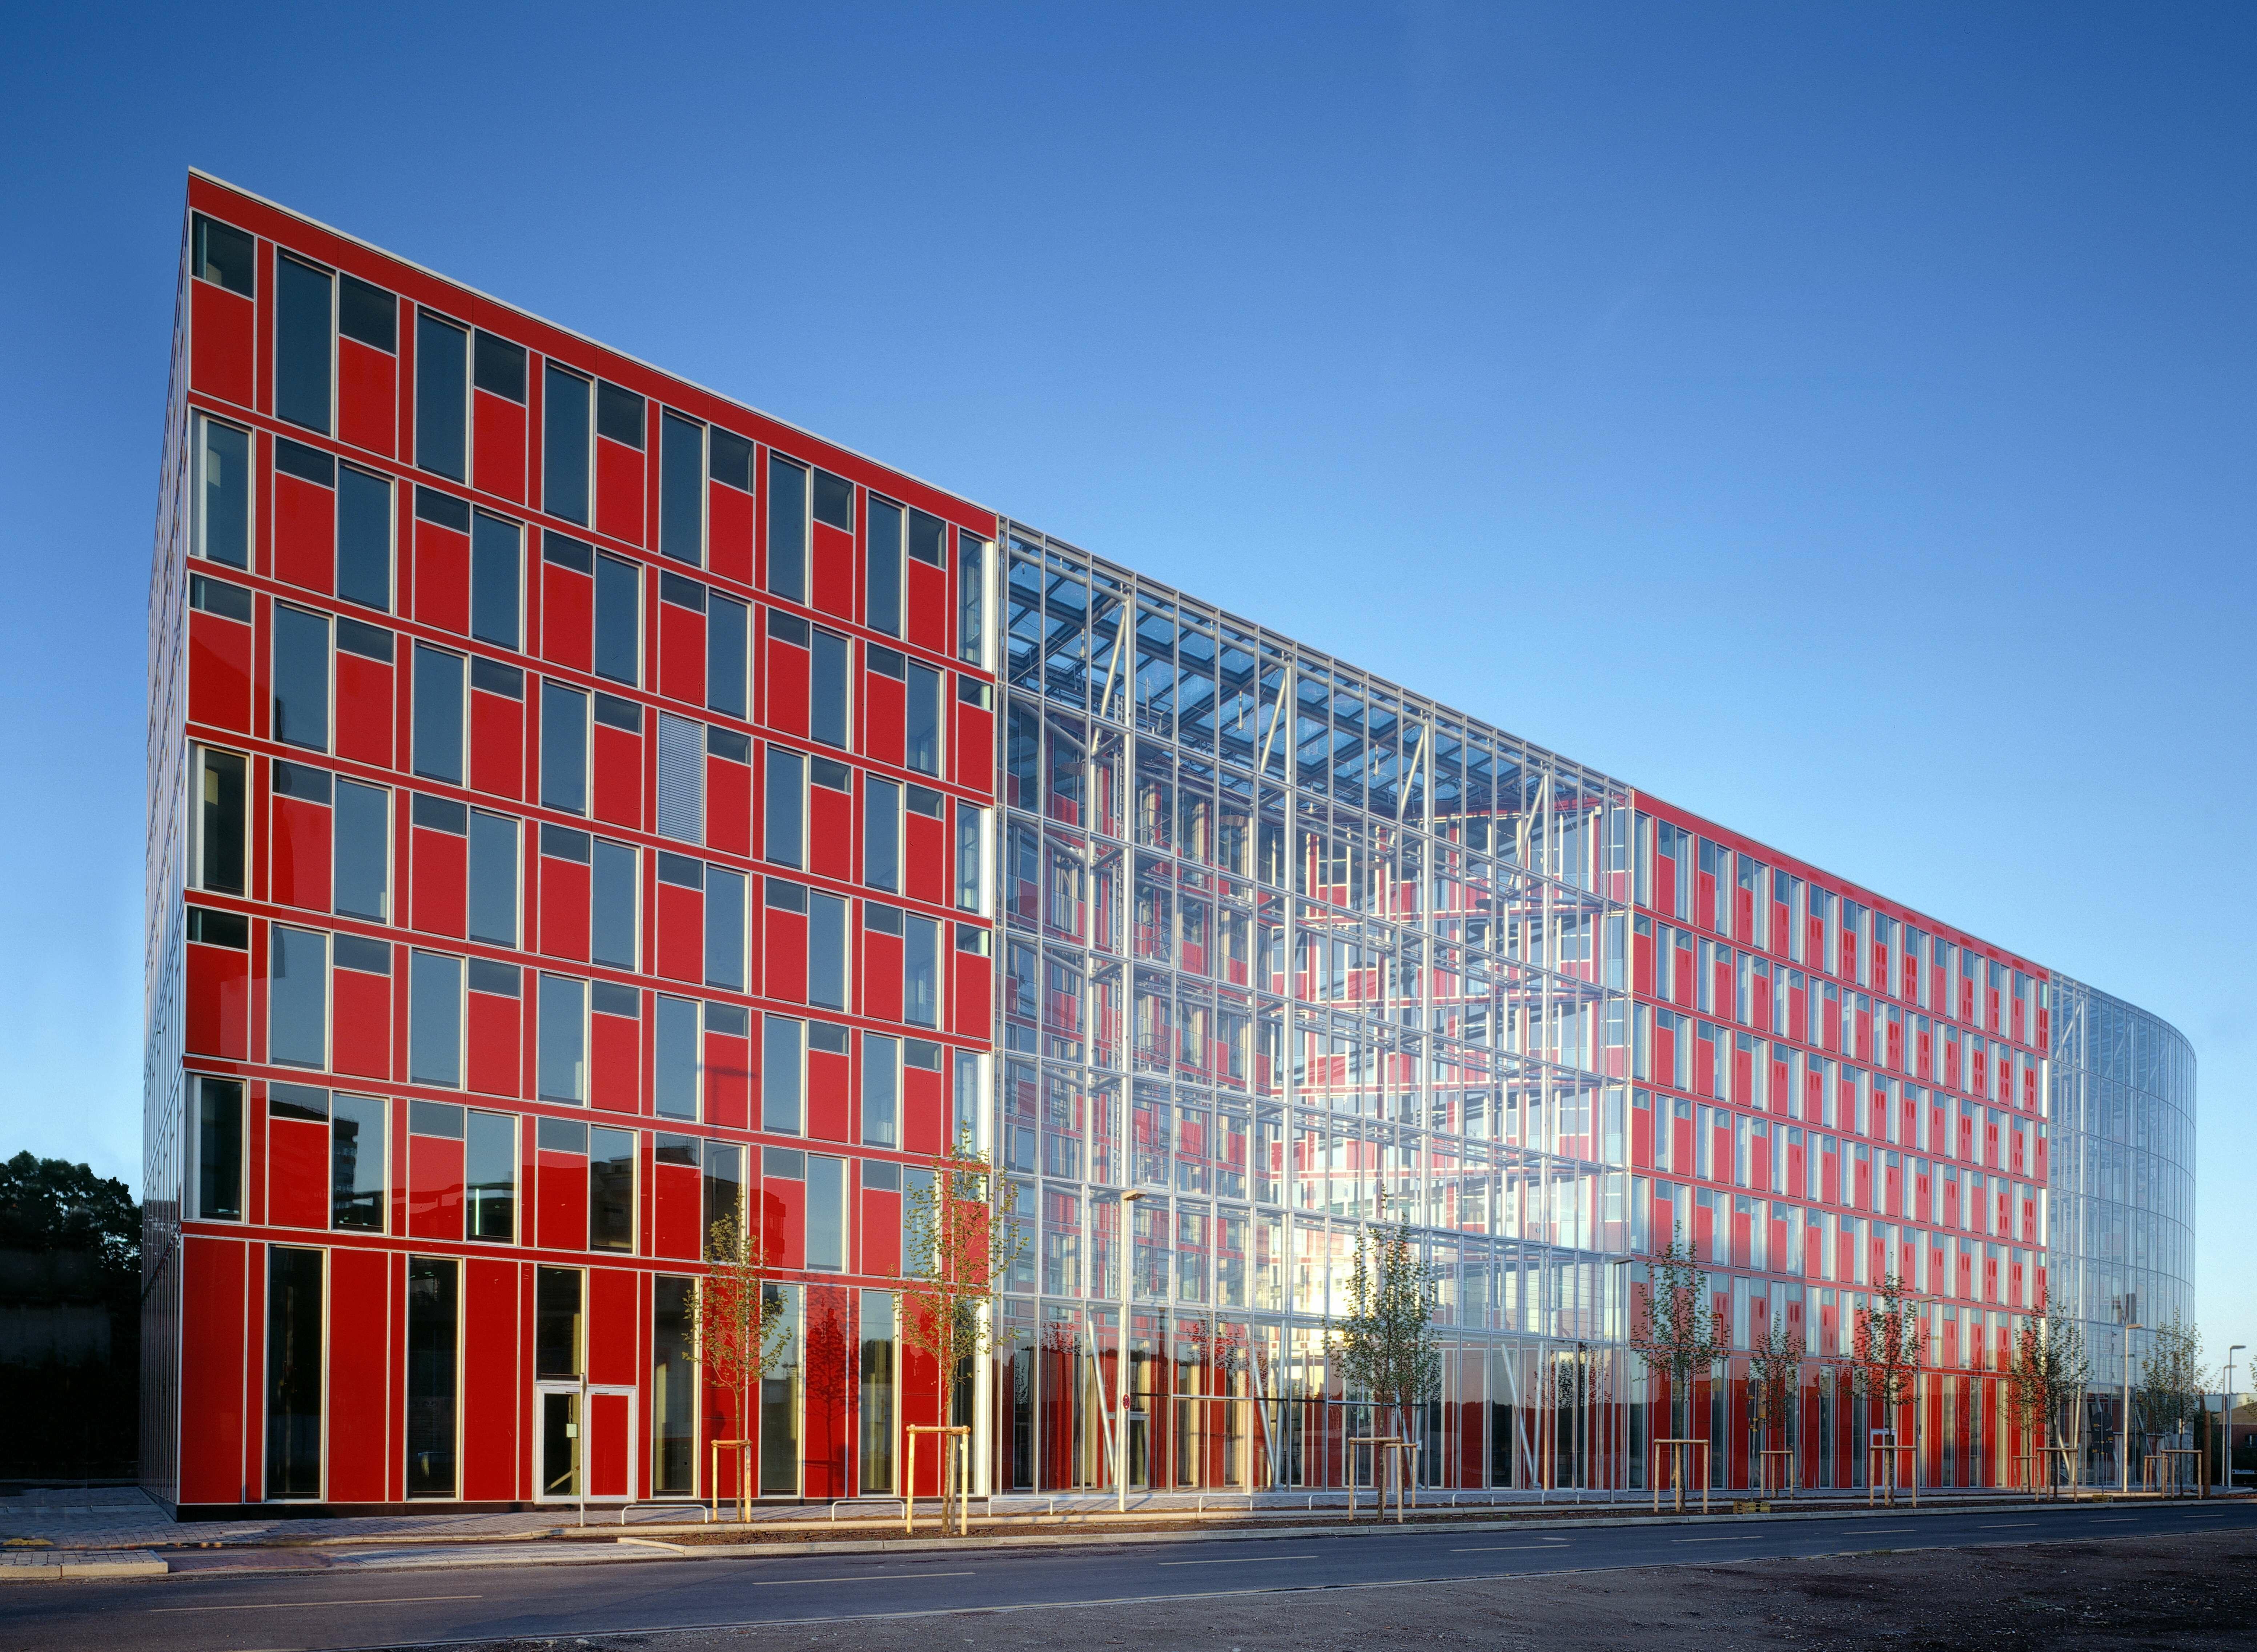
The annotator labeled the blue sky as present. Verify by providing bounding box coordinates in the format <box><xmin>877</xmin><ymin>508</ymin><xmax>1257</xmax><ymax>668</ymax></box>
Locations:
<box><xmin>1</xmin><ymin>4</ymin><xmax>2249</xmax><ymax>1354</ymax></box>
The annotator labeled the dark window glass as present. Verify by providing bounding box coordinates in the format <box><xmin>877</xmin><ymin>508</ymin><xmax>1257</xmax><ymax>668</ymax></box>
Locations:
<box><xmin>594</xmin><ymin>692</ymin><xmax>642</xmax><ymax>732</ymax></box>
<box><xmin>535</xmin><ymin>1266</ymin><xmax>583</xmax><ymax>1378</ymax></box>
<box><xmin>196</xmin><ymin>1078</ymin><xmax>244</xmax><ymax>1220</ymax></box>
<box><xmin>706</xmin><ymin>1003</ymin><xmax>748</xmax><ymax>1037</ymax></box>
<box><xmin>265</xmin><ymin>1246</ymin><xmax>324</xmax><ymax>1497</ymax></box>
<box><xmin>660</xmin><ymin>412</ymin><xmax>704</xmax><ymax>566</ymax></box>
<box><xmin>190</xmin><ymin>573</ymin><xmax>252</xmax><ymax>622</ymax></box>
<box><xmin>702</xmin><ymin>1143</ymin><xmax>744</xmax><ymax>1253</ymax></box>
<box><xmin>659</xmin><ymin>571</ymin><xmax>705</xmax><ymax>612</ymax></box>
<box><xmin>471</xmin><ymin>656</ymin><xmax>522</xmax><ymax>698</ymax></box>
<box><xmin>765</xmin><ymin>746</ymin><xmax>803</xmax><ymax>868</ymax></box>
<box><xmin>595</xmin><ymin>554</ymin><xmax>640</xmax><ymax>685</ymax></box>
<box><xmin>767</xmin><ymin>455</ymin><xmax>807</xmax><ymax>602</ymax></box>
<box><xmin>904</xmin><ymin>914</ymin><xmax>939</xmax><ymax>1028</ymax></box>
<box><xmin>812</xmin><ymin>468</ymin><xmax>852</xmax><ymax>530</ymax></box>
<box><xmin>710</xmin><ymin>427</ymin><xmax>754</xmax><ymax>492</ymax></box>
<box><xmin>957</xmin><ymin>534</ymin><xmax>989</xmax><ymax>666</ymax></box>
<box><xmin>274</xmin><ymin>254</ymin><xmax>332</xmax><ymax>434</ymax></box>
<box><xmin>812</xmin><ymin>632</ymin><xmax>849</xmax><ymax>748</ymax></box>
<box><xmin>415</xmin><ymin>313</ymin><xmax>468</xmax><ymax>480</ymax></box>
<box><xmin>336</xmin><ymin>464</ymin><xmax>391</xmax><ymax>611</ymax></box>
<box><xmin>334</xmin><ymin>778</ymin><xmax>387</xmax><ymax>920</ymax></box>
<box><xmin>867</xmin><ymin>496</ymin><xmax>903</xmax><ymax>637</ymax></box>
<box><xmin>866</xmin><ymin>644</ymin><xmax>905</xmax><ymax>680</ymax></box>
<box><xmin>542</xmin><ymin>682</ymin><xmax>589</xmax><ymax>813</ymax></box>
<box><xmin>412</xmin><ymin>645</ymin><xmax>464</xmax><ymax>784</ymax></box>
<box><xmin>467</xmin><ymin>1110</ymin><xmax>516</xmax><ymax>1240</ymax></box>
<box><xmin>192</xmin><ymin>214</ymin><xmax>254</xmax><ymax>297</ymax></box>
<box><xmin>406</xmin><ymin>1257</ymin><xmax>459</xmax><ymax>1496</ymax></box>
<box><xmin>468</xmin><ymin>958</ymin><xmax>520</xmax><ymax>997</ymax></box>
<box><xmin>542</xmin><ymin>529</ymin><xmax>593</xmax><ymax>573</ymax></box>
<box><xmin>198</xmin><ymin>748</ymin><xmax>247</xmax><ymax>895</ymax></box>
<box><xmin>763</xmin><ymin>1018</ymin><xmax>804</xmax><ymax>1134</ymax></box>
<box><xmin>861</xmin><ymin>1034</ymin><xmax>897</xmax><ymax>1148</ymax></box>
<box><xmin>331</xmin><ymin>1093</ymin><xmax>387</xmax><ymax>1229</ymax></box>
<box><xmin>809</xmin><ymin>893</ymin><xmax>847</xmax><ymax>1011</ymax></box>
<box><xmin>474</xmin><ymin>331</ymin><xmax>526</xmax><ymax>401</ymax></box>
<box><xmin>199</xmin><ymin>418</ymin><xmax>250</xmax><ymax>567</ymax></box>
<box><xmin>338</xmin><ymin>275</ymin><xmax>395</xmax><ymax>350</ymax></box>
<box><xmin>410</xmin><ymin>952</ymin><xmax>463</xmax><ymax>1087</ymax></box>
<box><xmin>657</xmin><ymin>850</ymin><xmax>703</xmax><ymax>889</ymax></box>
<box><xmin>767</xmin><ymin>608</ymin><xmax>809</xmax><ymax>646</ymax></box>
<box><xmin>592</xmin><ymin>839</ymin><xmax>637</xmax><ymax>971</ymax></box>
<box><xmin>590</xmin><ymin>1128</ymin><xmax>635</xmax><ymax>1253</ymax></box>
<box><xmin>412</xmin><ymin>790</ymin><xmax>465</xmax><ymax>834</ymax></box>
<box><xmin>766</xmin><ymin>878</ymin><xmax>807</xmax><ymax>913</ymax></box>
<box><xmin>274</xmin><ymin>437</ymin><xmax>333</xmax><ymax>487</ymax></box>
<box><xmin>596</xmin><ymin>382</ymin><xmax>644</xmax><ymax>449</ymax></box>
<box><xmin>865</xmin><ymin>776</ymin><xmax>900</xmax><ymax>892</ymax></box>
<box><xmin>410</xmin><ymin>1100</ymin><xmax>463</xmax><ymax>1138</ymax></box>
<box><xmin>653</xmin><ymin>1274</ymin><xmax>697</xmax><ymax>1493</ymax></box>
<box><xmin>332</xmin><ymin>935</ymin><xmax>387</xmax><ymax>976</ymax></box>
<box><xmin>807</xmin><ymin>1156</ymin><xmax>845</xmax><ymax>1272</ymax></box>
<box><xmin>469</xmin><ymin>810</ymin><xmax>518</xmax><ymax>945</ymax></box>
<box><xmin>415</xmin><ymin>484</ymin><xmax>470</xmax><ymax>532</ymax></box>
<box><xmin>268</xmin><ymin>1083</ymin><xmax>329</xmax><ymax>1123</ymax></box>
<box><xmin>273</xmin><ymin>607</ymin><xmax>330</xmax><ymax>752</ymax></box>
<box><xmin>707</xmin><ymin>725</ymin><xmax>751</xmax><ymax>764</ymax></box>
<box><xmin>655</xmin><ymin>998</ymin><xmax>699</xmax><ymax>1121</ymax></box>
<box><xmin>187</xmin><ymin>908</ymin><xmax>249</xmax><ymax>948</ymax></box>
<box><xmin>865</xmin><ymin>902</ymin><xmax>903</xmax><ymax>936</ymax></box>
<box><xmin>908</xmin><ymin>508</ymin><xmax>945</xmax><ymax>567</ymax></box>
<box><xmin>592</xmin><ymin>981</ymin><xmax>638</xmax><ymax>1019</ymax></box>
<box><xmin>708</xmin><ymin>594</ymin><xmax>748</xmax><ymax>718</ymax></box>
<box><xmin>705</xmin><ymin>867</ymin><xmax>746</xmax><ymax>991</ymax></box>
<box><xmin>543</xmin><ymin>366</ymin><xmax>591</xmax><ymax>524</ymax></box>
<box><xmin>905</xmin><ymin>662</ymin><xmax>942</xmax><ymax>776</ymax></box>
<box><xmin>471</xmin><ymin>513</ymin><xmax>521</xmax><ymax>649</ymax></box>
<box><xmin>810</xmin><ymin>755</ymin><xmax>850</xmax><ymax>790</ymax></box>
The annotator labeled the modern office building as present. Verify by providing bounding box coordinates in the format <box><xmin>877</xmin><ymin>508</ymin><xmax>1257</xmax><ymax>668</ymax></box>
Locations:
<box><xmin>143</xmin><ymin>172</ymin><xmax>2193</xmax><ymax>1511</ymax></box>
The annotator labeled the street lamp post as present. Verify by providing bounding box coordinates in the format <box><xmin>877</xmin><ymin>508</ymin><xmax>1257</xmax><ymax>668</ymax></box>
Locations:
<box><xmin>2226</xmin><ymin>1346</ymin><xmax>2246</xmax><ymax>1495</ymax></box>
<box><xmin>2121</xmin><ymin>1323</ymin><xmax>2143</xmax><ymax>1497</ymax></box>
<box><xmin>1116</xmin><ymin>1189</ymin><xmax>1146</xmax><ymax>1514</ymax></box>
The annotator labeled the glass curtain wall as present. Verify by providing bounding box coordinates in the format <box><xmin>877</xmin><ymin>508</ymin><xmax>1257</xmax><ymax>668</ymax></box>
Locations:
<box><xmin>987</xmin><ymin>524</ymin><xmax>1636</xmax><ymax>1493</ymax></box>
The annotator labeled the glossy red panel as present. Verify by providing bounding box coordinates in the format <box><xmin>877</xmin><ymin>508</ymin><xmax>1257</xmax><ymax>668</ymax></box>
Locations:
<box><xmin>337</xmin><ymin>337</ymin><xmax>396</xmax><ymax>458</ymax></box>
<box><xmin>189</xmin><ymin>610</ymin><xmax>254</xmax><ymax>733</ymax></box>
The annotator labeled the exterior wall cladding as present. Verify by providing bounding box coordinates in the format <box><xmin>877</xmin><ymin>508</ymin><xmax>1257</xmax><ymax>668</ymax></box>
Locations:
<box><xmin>144</xmin><ymin>173</ymin><xmax>2194</xmax><ymax>1512</ymax></box>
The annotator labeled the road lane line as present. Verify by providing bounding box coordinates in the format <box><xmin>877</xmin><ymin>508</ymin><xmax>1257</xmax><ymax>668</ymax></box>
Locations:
<box><xmin>754</xmin><ymin>1571</ymin><xmax>974</xmax><ymax>1585</ymax></box>
<box><xmin>150</xmin><ymin>1595</ymin><xmax>481</xmax><ymax>1613</ymax></box>
<box><xmin>1451</xmin><ymin>1544</ymin><xmax>1575</xmax><ymax>1552</ymax></box>
<box><xmin>1979</xmin><ymin>1522</ymin><xmax>2036</xmax><ymax>1529</ymax></box>
<box><xmin>1156</xmin><ymin>1554</ymin><xmax>1318</xmax><ymax>1567</ymax></box>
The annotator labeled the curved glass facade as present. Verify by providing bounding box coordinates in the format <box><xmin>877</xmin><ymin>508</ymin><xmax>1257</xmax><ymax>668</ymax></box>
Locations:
<box><xmin>2045</xmin><ymin>974</ymin><xmax>2197</xmax><ymax>1449</ymax></box>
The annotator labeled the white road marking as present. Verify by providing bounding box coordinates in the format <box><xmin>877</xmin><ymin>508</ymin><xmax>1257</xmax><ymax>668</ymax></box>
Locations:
<box><xmin>1979</xmin><ymin>1522</ymin><xmax>2036</xmax><ymax>1529</ymax></box>
<box><xmin>150</xmin><ymin>1595</ymin><xmax>481</xmax><ymax>1613</ymax></box>
<box><xmin>1451</xmin><ymin>1543</ymin><xmax>1576</xmax><ymax>1552</ymax></box>
<box><xmin>755</xmin><ymin>1571</ymin><xmax>975</xmax><ymax>1585</ymax></box>
<box><xmin>1156</xmin><ymin>1554</ymin><xmax>1318</xmax><ymax>1567</ymax></box>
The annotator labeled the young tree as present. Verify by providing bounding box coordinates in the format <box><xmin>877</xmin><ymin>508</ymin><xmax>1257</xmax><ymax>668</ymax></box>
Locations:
<box><xmin>696</xmin><ymin>1212</ymin><xmax>790</xmax><ymax>1520</ymax></box>
<box><xmin>1329</xmin><ymin>1220</ymin><xmax>1442</xmax><ymax>1515</ymax></box>
<box><xmin>2137</xmin><ymin>1315</ymin><xmax>2208</xmax><ymax>1492</ymax></box>
<box><xmin>2004</xmin><ymin>1299</ymin><xmax>2089</xmax><ymax>1497</ymax></box>
<box><xmin>1628</xmin><ymin>1231</ymin><xmax>1726</xmax><ymax>1505</ymax></box>
<box><xmin>1841</xmin><ymin>1272</ymin><xmax>1924</xmax><ymax>1506</ymax></box>
<box><xmin>1746</xmin><ymin>1312</ymin><xmax>1806</xmax><ymax>1496</ymax></box>
<box><xmin>898</xmin><ymin>1132</ymin><xmax>1027</xmax><ymax>1531</ymax></box>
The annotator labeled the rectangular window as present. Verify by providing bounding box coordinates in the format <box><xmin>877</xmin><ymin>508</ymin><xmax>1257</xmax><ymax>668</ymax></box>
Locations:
<box><xmin>468</xmin><ymin>810</ymin><xmax>518</xmax><ymax>945</ymax></box>
<box><xmin>862</xmin><ymin>1033</ymin><xmax>898</xmax><ymax>1148</ymax></box>
<box><xmin>196</xmin><ymin>416</ymin><xmax>251</xmax><ymax>568</ymax></box>
<box><xmin>413</xmin><ymin>644</ymin><xmax>464</xmax><ymax>783</ymax></box>
<box><xmin>656</xmin><ymin>713</ymin><xmax>703</xmax><ymax>843</ymax></box>
<box><xmin>273</xmin><ymin>607</ymin><xmax>330</xmax><ymax>752</ymax></box>
<box><xmin>406</xmin><ymin>1256</ymin><xmax>459</xmax><ymax>1497</ymax></box>
<box><xmin>812</xmin><ymin>468</ymin><xmax>852</xmax><ymax>529</ymax></box>
<box><xmin>410</xmin><ymin>951</ymin><xmax>463</xmax><ymax>1087</ymax></box>
<box><xmin>708</xmin><ymin>593</ymin><xmax>748</xmax><ymax>718</ymax></box>
<box><xmin>265</xmin><ymin>1246</ymin><xmax>324</xmax><ymax>1498</ymax></box>
<box><xmin>330</xmin><ymin>1092</ymin><xmax>387</xmax><ymax>1230</ymax></box>
<box><xmin>542</xmin><ymin>681</ymin><xmax>589</xmax><ymax>813</ymax></box>
<box><xmin>955</xmin><ymin>803</ymin><xmax>989</xmax><ymax>913</ymax></box>
<box><xmin>194</xmin><ymin>746</ymin><xmax>248</xmax><ymax>895</ymax></box>
<box><xmin>705</xmin><ymin>866</ymin><xmax>746</xmax><ymax>991</ymax></box>
<box><xmin>767</xmin><ymin>454</ymin><xmax>807</xmax><ymax>601</ymax></box>
<box><xmin>958</xmin><ymin>534</ymin><xmax>990</xmax><ymax>667</ymax></box>
<box><xmin>195</xmin><ymin>1076</ymin><xmax>245</xmax><ymax>1220</ymax></box>
<box><xmin>703</xmin><ymin>1141</ymin><xmax>745</xmax><ymax>1252</ymax></box>
<box><xmin>766</xmin><ymin>746</ymin><xmax>804</xmax><ymax>867</ymax></box>
<box><xmin>904</xmin><ymin>915</ymin><xmax>939</xmax><ymax>1028</ymax></box>
<box><xmin>474</xmin><ymin>330</ymin><xmax>525</xmax><ymax>400</ymax></box>
<box><xmin>590</xmin><ymin>1127</ymin><xmax>635</xmax><ymax>1253</ymax></box>
<box><xmin>543</xmin><ymin>365</ymin><xmax>590</xmax><ymax>525</ymax></box>
<box><xmin>865</xmin><ymin>776</ymin><xmax>900</xmax><ymax>892</ymax></box>
<box><xmin>812</xmin><ymin>630</ymin><xmax>850</xmax><ymax>748</ymax></box>
<box><xmin>763</xmin><ymin>1015</ymin><xmax>805</xmax><ymax>1134</ymax></box>
<box><xmin>538</xmin><ymin>974</ymin><xmax>587</xmax><ymax>1104</ymax></box>
<box><xmin>471</xmin><ymin>512</ymin><xmax>521</xmax><ymax>650</ymax></box>
<box><xmin>652</xmin><ymin>1274</ymin><xmax>697</xmax><ymax>1494</ymax></box>
<box><xmin>866</xmin><ymin>495</ymin><xmax>903</xmax><ymax>637</ymax></box>
<box><xmin>807</xmin><ymin>1156</ymin><xmax>846</xmax><ymax>1271</ymax></box>
<box><xmin>535</xmin><ymin>1264</ymin><xmax>583</xmax><ymax>1378</ymax></box>
<box><xmin>467</xmin><ymin>1108</ymin><xmax>517</xmax><ymax>1241</ymax></box>
<box><xmin>810</xmin><ymin>892</ymin><xmax>847</xmax><ymax>1011</ymax></box>
<box><xmin>589</xmin><ymin>552</ymin><xmax>640</xmax><ymax>686</ymax></box>
<box><xmin>905</xmin><ymin>662</ymin><xmax>942</xmax><ymax>775</ymax></box>
<box><xmin>860</xmin><ymin>1289</ymin><xmax>895</xmax><ymax>1492</ymax></box>
<box><xmin>592</xmin><ymin>839</ymin><xmax>638</xmax><ymax>970</ymax></box>
<box><xmin>339</xmin><ymin>274</ymin><xmax>394</xmax><ymax>350</ymax></box>
<box><xmin>328</xmin><ymin>777</ymin><xmax>386</xmax><ymax>920</ymax></box>
<box><xmin>596</xmin><ymin>382</ymin><xmax>644</xmax><ymax>449</ymax></box>
<box><xmin>274</xmin><ymin>253</ymin><xmax>332</xmax><ymax>434</ymax></box>
<box><xmin>908</xmin><ymin>508</ymin><xmax>945</xmax><ymax>568</ymax></box>
<box><xmin>655</xmin><ymin>996</ymin><xmax>702</xmax><ymax>1121</ymax></box>
<box><xmin>336</xmin><ymin>464</ymin><xmax>391</xmax><ymax>612</ymax></box>
<box><xmin>269</xmin><ymin>926</ymin><xmax>328</xmax><ymax>1068</ymax></box>
<box><xmin>660</xmin><ymin>410</ymin><xmax>705</xmax><ymax>566</ymax></box>
<box><xmin>192</xmin><ymin>213</ymin><xmax>255</xmax><ymax>295</ymax></box>
<box><xmin>416</xmin><ymin>312</ymin><xmax>468</xmax><ymax>481</ymax></box>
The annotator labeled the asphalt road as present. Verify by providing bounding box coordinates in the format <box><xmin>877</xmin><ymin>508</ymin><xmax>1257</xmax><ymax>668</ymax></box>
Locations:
<box><xmin>3</xmin><ymin>1500</ymin><xmax>2250</xmax><ymax>1652</ymax></box>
